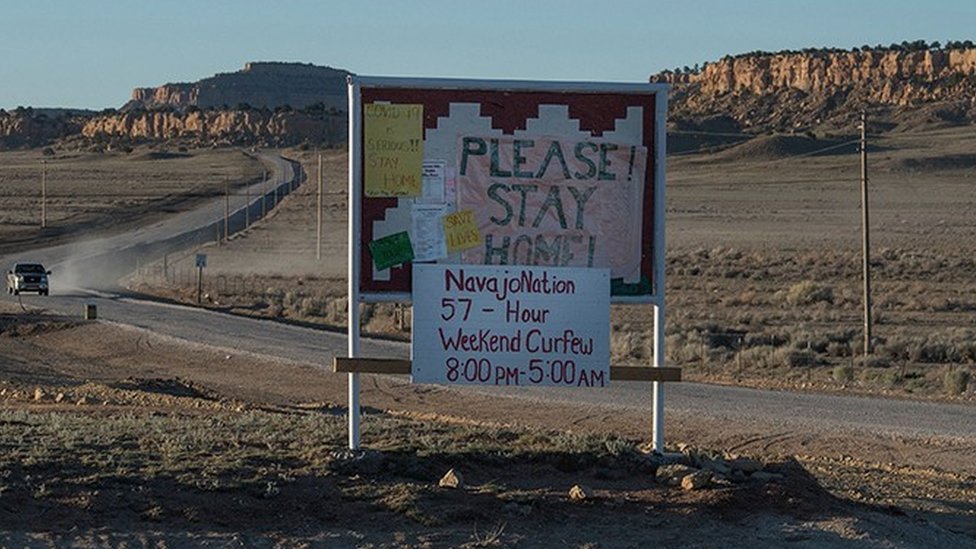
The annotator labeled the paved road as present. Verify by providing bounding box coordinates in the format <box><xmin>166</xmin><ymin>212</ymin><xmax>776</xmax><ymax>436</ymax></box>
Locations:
<box><xmin>3</xmin><ymin>154</ymin><xmax>975</xmax><ymax>444</ymax></box>
<box><xmin>7</xmin><ymin>287</ymin><xmax>975</xmax><ymax>442</ymax></box>
<box><xmin>2</xmin><ymin>153</ymin><xmax>296</xmax><ymax>289</ymax></box>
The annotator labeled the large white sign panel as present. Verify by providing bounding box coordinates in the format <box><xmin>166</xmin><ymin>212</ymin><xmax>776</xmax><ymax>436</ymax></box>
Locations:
<box><xmin>412</xmin><ymin>264</ymin><xmax>610</xmax><ymax>387</ymax></box>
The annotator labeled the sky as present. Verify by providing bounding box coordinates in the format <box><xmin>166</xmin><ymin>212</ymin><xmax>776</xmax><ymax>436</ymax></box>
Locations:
<box><xmin>2</xmin><ymin>0</ymin><xmax>974</xmax><ymax>110</ymax></box>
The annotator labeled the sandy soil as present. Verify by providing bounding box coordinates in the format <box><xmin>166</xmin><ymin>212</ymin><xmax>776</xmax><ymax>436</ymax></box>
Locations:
<box><xmin>1</xmin><ymin>305</ymin><xmax>974</xmax><ymax>546</ymax></box>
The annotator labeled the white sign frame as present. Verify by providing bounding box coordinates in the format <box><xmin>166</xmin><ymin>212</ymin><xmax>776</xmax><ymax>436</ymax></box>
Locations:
<box><xmin>346</xmin><ymin>75</ymin><xmax>668</xmax><ymax>452</ymax></box>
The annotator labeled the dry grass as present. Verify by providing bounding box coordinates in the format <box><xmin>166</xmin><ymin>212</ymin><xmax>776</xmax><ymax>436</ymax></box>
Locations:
<box><xmin>0</xmin><ymin>405</ymin><xmax>661</xmax><ymax>541</ymax></box>
<box><xmin>944</xmin><ymin>369</ymin><xmax>972</xmax><ymax>396</ymax></box>
<box><xmin>123</xmin><ymin>128</ymin><xmax>976</xmax><ymax>401</ymax></box>
<box><xmin>0</xmin><ymin>147</ymin><xmax>263</xmax><ymax>250</ymax></box>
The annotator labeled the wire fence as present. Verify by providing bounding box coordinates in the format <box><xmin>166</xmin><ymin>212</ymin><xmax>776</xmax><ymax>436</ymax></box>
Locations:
<box><xmin>133</xmin><ymin>254</ymin><xmax>267</xmax><ymax>296</ymax></box>
<box><xmin>131</xmin><ymin>253</ymin><xmax>412</xmax><ymax>332</ymax></box>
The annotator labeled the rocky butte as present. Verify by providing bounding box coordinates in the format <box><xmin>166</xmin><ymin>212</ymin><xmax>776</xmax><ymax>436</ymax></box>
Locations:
<box><xmin>653</xmin><ymin>46</ymin><xmax>976</xmax><ymax>133</ymax></box>
<box><xmin>126</xmin><ymin>61</ymin><xmax>351</xmax><ymax>111</ymax></box>
<box><xmin>1</xmin><ymin>62</ymin><xmax>353</xmax><ymax>149</ymax></box>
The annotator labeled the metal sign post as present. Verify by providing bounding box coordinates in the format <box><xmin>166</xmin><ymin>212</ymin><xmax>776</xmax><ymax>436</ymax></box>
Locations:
<box><xmin>40</xmin><ymin>160</ymin><xmax>47</xmax><ymax>228</ymax></box>
<box><xmin>195</xmin><ymin>253</ymin><xmax>207</xmax><ymax>304</ymax></box>
<box><xmin>347</xmin><ymin>79</ymin><xmax>363</xmax><ymax>449</ymax></box>
<box><xmin>652</xmin><ymin>93</ymin><xmax>668</xmax><ymax>452</ymax></box>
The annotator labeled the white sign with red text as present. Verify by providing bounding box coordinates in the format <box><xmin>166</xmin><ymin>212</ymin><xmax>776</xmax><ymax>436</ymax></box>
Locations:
<box><xmin>412</xmin><ymin>264</ymin><xmax>609</xmax><ymax>387</ymax></box>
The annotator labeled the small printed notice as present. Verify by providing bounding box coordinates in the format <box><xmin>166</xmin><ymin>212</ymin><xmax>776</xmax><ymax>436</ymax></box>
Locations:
<box><xmin>368</xmin><ymin>231</ymin><xmax>415</xmax><ymax>271</ymax></box>
<box><xmin>412</xmin><ymin>264</ymin><xmax>610</xmax><ymax>387</ymax></box>
<box><xmin>443</xmin><ymin>210</ymin><xmax>481</xmax><ymax>253</ymax></box>
<box><xmin>364</xmin><ymin>103</ymin><xmax>424</xmax><ymax>197</ymax></box>
<box><xmin>419</xmin><ymin>160</ymin><xmax>446</xmax><ymax>203</ymax></box>
<box><xmin>411</xmin><ymin>204</ymin><xmax>448</xmax><ymax>262</ymax></box>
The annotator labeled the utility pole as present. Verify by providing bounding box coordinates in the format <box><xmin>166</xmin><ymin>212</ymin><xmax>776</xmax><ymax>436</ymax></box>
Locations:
<box><xmin>41</xmin><ymin>160</ymin><xmax>47</xmax><ymax>228</ymax></box>
<box><xmin>245</xmin><ymin>172</ymin><xmax>251</xmax><ymax>228</ymax></box>
<box><xmin>261</xmin><ymin>169</ymin><xmax>268</xmax><ymax>218</ymax></box>
<box><xmin>860</xmin><ymin>112</ymin><xmax>872</xmax><ymax>356</ymax></box>
<box><xmin>224</xmin><ymin>178</ymin><xmax>230</xmax><ymax>242</ymax></box>
<box><xmin>275</xmin><ymin>169</ymin><xmax>280</xmax><ymax>207</ymax></box>
<box><xmin>317</xmin><ymin>152</ymin><xmax>323</xmax><ymax>261</ymax></box>
<box><xmin>197</xmin><ymin>265</ymin><xmax>203</xmax><ymax>304</ymax></box>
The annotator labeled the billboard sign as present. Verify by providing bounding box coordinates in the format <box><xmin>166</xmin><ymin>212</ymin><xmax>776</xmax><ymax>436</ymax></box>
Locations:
<box><xmin>349</xmin><ymin>77</ymin><xmax>666</xmax><ymax>302</ymax></box>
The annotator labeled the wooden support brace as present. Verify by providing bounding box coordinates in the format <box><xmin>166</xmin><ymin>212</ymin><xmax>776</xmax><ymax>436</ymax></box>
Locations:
<box><xmin>333</xmin><ymin>357</ymin><xmax>681</xmax><ymax>382</ymax></box>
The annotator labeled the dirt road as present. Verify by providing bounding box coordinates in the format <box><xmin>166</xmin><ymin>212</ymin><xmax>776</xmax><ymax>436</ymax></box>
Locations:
<box><xmin>0</xmin><ymin>153</ymin><xmax>297</xmax><ymax>292</ymax></box>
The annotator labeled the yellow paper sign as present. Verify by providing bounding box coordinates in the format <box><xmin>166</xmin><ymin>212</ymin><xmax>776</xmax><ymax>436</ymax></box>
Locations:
<box><xmin>443</xmin><ymin>209</ymin><xmax>481</xmax><ymax>253</ymax></box>
<box><xmin>364</xmin><ymin>103</ymin><xmax>424</xmax><ymax>197</ymax></box>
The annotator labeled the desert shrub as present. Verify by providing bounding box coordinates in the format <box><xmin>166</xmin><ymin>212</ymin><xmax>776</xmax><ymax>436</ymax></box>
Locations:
<box><xmin>298</xmin><ymin>297</ymin><xmax>329</xmax><ymax>317</ymax></box>
<box><xmin>876</xmin><ymin>339</ymin><xmax>911</xmax><ymax>362</ymax></box>
<box><xmin>738</xmin><ymin>346</ymin><xmax>780</xmax><ymax>368</ymax></box>
<box><xmin>784</xmin><ymin>281</ymin><xmax>834</xmax><ymax>306</ymax></box>
<box><xmin>860</xmin><ymin>368</ymin><xmax>902</xmax><ymax>387</ymax></box>
<box><xmin>721</xmin><ymin>290</ymin><xmax>760</xmax><ymax>306</ymax></box>
<box><xmin>330</xmin><ymin>297</ymin><xmax>348</xmax><ymax>321</ymax></box>
<box><xmin>856</xmin><ymin>355</ymin><xmax>892</xmax><ymax>368</ymax></box>
<box><xmin>780</xmin><ymin>349</ymin><xmax>819</xmax><ymax>367</ymax></box>
<box><xmin>264</xmin><ymin>286</ymin><xmax>284</xmax><ymax>299</ymax></box>
<box><xmin>833</xmin><ymin>365</ymin><xmax>855</xmax><ymax>382</ymax></box>
<box><xmin>612</xmin><ymin>331</ymin><xmax>652</xmax><ymax>363</ymax></box>
<box><xmin>283</xmin><ymin>290</ymin><xmax>300</xmax><ymax>311</ymax></box>
<box><xmin>262</xmin><ymin>287</ymin><xmax>285</xmax><ymax>314</ymax></box>
<box><xmin>360</xmin><ymin>303</ymin><xmax>374</xmax><ymax>324</ymax></box>
<box><xmin>791</xmin><ymin>333</ymin><xmax>830</xmax><ymax>353</ymax></box>
<box><xmin>665</xmin><ymin>333</ymin><xmax>701</xmax><ymax>364</ymax></box>
<box><xmin>745</xmin><ymin>331</ymin><xmax>790</xmax><ymax>347</ymax></box>
<box><xmin>958</xmin><ymin>341</ymin><xmax>976</xmax><ymax>363</ymax></box>
<box><xmin>874</xmin><ymin>333</ymin><xmax>976</xmax><ymax>364</ymax></box>
<box><xmin>703</xmin><ymin>329</ymin><xmax>747</xmax><ymax>350</ymax></box>
<box><xmin>826</xmin><ymin>341</ymin><xmax>852</xmax><ymax>357</ymax></box>
<box><xmin>943</xmin><ymin>369</ymin><xmax>971</xmax><ymax>395</ymax></box>
<box><xmin>881</xmin><ymin>370</ymin><xmax>904</xmax><ymax>387</ymax></box>
<box><xmin>916</xmin><ymin>339</ymin><xmax>962</xmax><ymax>363</ymax></box>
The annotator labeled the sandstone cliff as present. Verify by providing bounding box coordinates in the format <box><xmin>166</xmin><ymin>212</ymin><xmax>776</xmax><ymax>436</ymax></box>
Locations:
<box><xmin>654</xmin><ymin>47</ymin><xmax>976</xmax><ymax>132</ymax></box>
<box><xmin>8</xmin><ymin>49</ymin><xmax>976</xmax><ymax>151</ymax></box>
<box><xmin>0</xmin><ymin>109</ymin><xmax>83</xmax><ymax>148</ymax></box>
<box><xmin>80</xmin><ymin>108</ymin><xmax>345</xmax><ymax>147</ymax></box>
<box><xmin>127</xmin><ymin>62</ymin><xmax>351</xmax><ymax>111</ymax></box>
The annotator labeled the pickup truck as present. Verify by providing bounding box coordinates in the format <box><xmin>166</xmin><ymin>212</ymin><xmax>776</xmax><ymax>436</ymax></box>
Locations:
<box><xmin>6</xmin><ymin>263</ymin><xmax>51</xmax><ymax>296</ymax></box>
